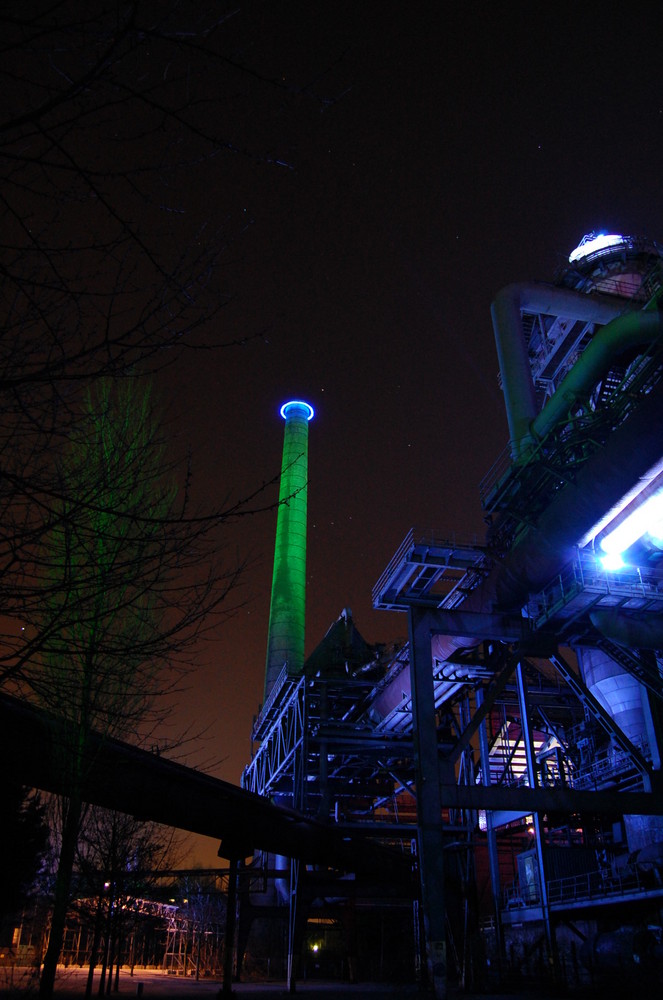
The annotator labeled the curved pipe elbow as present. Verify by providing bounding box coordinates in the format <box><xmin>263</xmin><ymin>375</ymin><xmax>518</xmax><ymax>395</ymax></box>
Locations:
<box><xmin>530</xmin><ymin>309</ymin><xmax>663</xmax><ymax>443</ymax></box>
<box><xmin>491</xmin><ymin>281</ymin><xmax>635</xmax><ymax>459</ymax></box>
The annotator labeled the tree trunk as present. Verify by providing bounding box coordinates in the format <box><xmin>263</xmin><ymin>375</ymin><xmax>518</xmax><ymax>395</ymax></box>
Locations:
<box><xmin>40</xmin><ymin>797</ymin><xmax>83</xmax><ymax>998</ymax></box>
<box><xmin>86</xmin><ymin>892</ymin><xmax>105</xmax><ymax>999</ymax></box>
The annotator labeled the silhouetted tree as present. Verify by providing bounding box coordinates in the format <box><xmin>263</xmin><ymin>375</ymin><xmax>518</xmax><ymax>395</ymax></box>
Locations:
<box><xmin>0</xmin><ymin>1</ymin><xmax>282</xmax><ymax>686</ymax></box>
<box><xmin>0</xmin><ymin>785</ymin><xmax>49</xmax><ymax>937</ymax></box>
<box><xmin>18</xmin><ymin>378</ymin><xmax>239</xmax><ymax>998</ymax></box>
<box><xmin>172</xmin><ymin>872</ymin><xmax>227</xmax><ymax>980</ymax></box>
<box><xmin>72</xmin><ymin>806</ymin><xmax>184</xmax><ymax>996</ymax></box>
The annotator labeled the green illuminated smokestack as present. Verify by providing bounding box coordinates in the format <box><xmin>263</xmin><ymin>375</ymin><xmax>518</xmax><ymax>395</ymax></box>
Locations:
<box><xmin>264</xmin><ymin>400</ymin><xmax>314</xmax><ymax>701</ymax></box>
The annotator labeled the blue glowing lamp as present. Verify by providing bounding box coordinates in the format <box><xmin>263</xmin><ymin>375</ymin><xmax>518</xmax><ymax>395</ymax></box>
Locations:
<box><xmin>600</xmin><ymin>552</ymin><xmax>625</xmax><ymax>572</ymax></box>
<box><xmin>280</xmin><ymin>400</ymin><xmax>314</xmax><ymax>421</ymax></box>
<box><xmin>599</xmin><ymin>489</ymin><xmax>663</xmax><ymax>567</ymax></box>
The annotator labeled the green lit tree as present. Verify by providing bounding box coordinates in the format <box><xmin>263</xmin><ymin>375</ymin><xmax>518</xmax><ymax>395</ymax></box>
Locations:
<box><xmin>0</xmin><ymin>0</ymin><xmax>305</xmax><ymax>686</ymax></box>
<box><xmin>0</xmin><ymin>1</ymin><xmax>330</xmax><ymax>695</ymax></box>
<box><xmin>19</xmin><ymin>379</ymin><xmax>237</xmax><ymax>999</ymax></box>
<box><xmin>0</xmin><ymin>2</ymin><xmax>230</xmax><ymax>686</ymax></box>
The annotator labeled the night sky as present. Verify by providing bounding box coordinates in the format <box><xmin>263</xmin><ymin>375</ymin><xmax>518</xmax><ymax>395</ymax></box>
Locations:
<box><xmin>9</xmin><ymin>3</ymin><xmax>663</xmax><ymax>864</ymax></box>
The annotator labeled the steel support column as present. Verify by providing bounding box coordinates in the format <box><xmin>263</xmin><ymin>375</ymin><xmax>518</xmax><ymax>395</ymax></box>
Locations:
<box><xmin>515</xmin><ymin>661</ymin><xmax>558</xmax><ymax>978</ymax></box>
<box><xmin>286</xmin><ymin>857</ymin><xmax>301</xmax><ymax>993</ymax></box>
<box><xmin>286</xmin><ymin>684</ymin><xmax>308</xmax><ymax>993</ymax></box>
<box><xmin>476</xmin><ymin>684</ymin><xmax>503</xmax><ymax>967</ymax></box>
<box><xmin>409</xmin><ymin>607</ymin><xmax>447</xmax><ymax>999</ymax></box>
<box><xmin>222</xmin><ymin>858</ymin><xmax>239</xmax><ymax>997</ymax></box>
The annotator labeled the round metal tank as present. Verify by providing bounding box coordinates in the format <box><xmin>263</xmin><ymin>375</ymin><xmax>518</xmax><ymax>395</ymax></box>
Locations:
<box><xmin>577</xmin><ymin>647</ymin><xmax>648</xmax><ymax>747</ymax></box>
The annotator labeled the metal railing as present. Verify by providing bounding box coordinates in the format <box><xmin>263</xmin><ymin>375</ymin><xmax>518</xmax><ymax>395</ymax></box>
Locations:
<box><xmin>372</xmin><ymin>528</ymin><xmax>416</xmax><ymax>606</ymax></box>
<box><xmin>547</xmin><ymin>865</ymin><xmax>658</xmax><ymax>905</ymax></box>
<box><xmin>571</xmin><ymin>736</ymin><xmax>650</xmax><ymax>790</ymax></box>
<box><xmin>503</xmin><ymin>863</ymin><xmax>661</xmax><ymax>912</ymax></box>
<box><xmin>372</xmin><ymin>526</ymin><xmax>484</xmax><ymax>607</ymax></box>
<box><xmin>252</xmin><ymin>662</ymin><xmax>292</xmax><ymax>740</ymax></box>
<box><xmin>479</xmin><ymin>443</ymin><xmax>514</xmax><ymax>510</ymax></box>
<box><xmin>525</xmin><ymin>547</ymin><xmax>663</xmax><ymax>629</ymax></box>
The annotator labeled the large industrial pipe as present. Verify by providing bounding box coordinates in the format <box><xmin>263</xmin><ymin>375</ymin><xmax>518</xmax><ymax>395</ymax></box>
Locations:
<box><xmin>577</xmin><ymin>647</ymin><xmax>650</xmax><ymax>747</ymax></box>
<box><xmin>264</xmin><ymin>400</ymin><xmax>314</xmax><ymax>702</ymax></box>
<box><xmin>491</xmin><ymin>283</ymin><xmax>632</xmax><ymax>457</ymax></box>
<box><xmin>493</xmin><ymin>364</ymin><xmax>663</xmax><ymax>609</ymax></box>
<box><xmin>575</xmin><ymin>642</ymin><xmax>663</xmax><ymax>851</ymax></box>
<box><xmin>369</xmin><ymin>634</ymin><xmax>481</xmax><ymax>729</ymax></box>
<box><xmin>491</xmin><ymin>297</ymin><xmax>663</xmax><ymax>855</ymax></box>
<box><xmin>530</xmin><ymin>308</ymin><xmax>663</xmax><ymax>443</ymax></box>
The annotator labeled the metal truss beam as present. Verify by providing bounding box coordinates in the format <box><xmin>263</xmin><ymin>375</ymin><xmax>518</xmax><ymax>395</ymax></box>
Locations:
<box><xmin>242</xmin><ymin>678</ymin><xmax>305</xmax><ymax>797</ymax></box>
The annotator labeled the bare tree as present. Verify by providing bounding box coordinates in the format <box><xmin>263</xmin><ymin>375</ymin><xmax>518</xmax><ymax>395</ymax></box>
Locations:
<box><xmin>1</xmin><ymin>1</ymin><xmax>330</xmax><ymax>684</ymax></box>
<box><xmin>13</xmin><ymin>378</ymin><xmax>239</xmax><ymax>998</ymax></box>
<box><xmin>1</xmin><ymin>1</ymin><xmax>239</xmax><ymax>365</ymax></box>
<box><xmin>72</xmin><ymin>806</ymin><xmax>184</xmax><ymax>996</ymax></box>
<box><xmin>172</xmin><ymin>873</ymin><xmax>227</xmax><ymax>981</ymax></box>
<box><xmin>0</xmin><ymin>1</ymin><xmax>273</xmax><ymax>680</ymax></box>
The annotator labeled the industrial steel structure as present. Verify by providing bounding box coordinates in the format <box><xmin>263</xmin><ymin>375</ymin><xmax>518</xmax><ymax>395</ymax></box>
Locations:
<box><xmin>242</xmin><ymin>236</ymin><xmax>663</xmax><ymax>996</ymax></box>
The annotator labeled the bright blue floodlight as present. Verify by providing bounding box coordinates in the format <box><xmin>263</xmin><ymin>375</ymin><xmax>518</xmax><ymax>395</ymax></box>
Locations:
<box><xmin>599</xmin><ymin>488</ymin><xmax>663</xmax><ymax>565</ymax></box>
<box><xmin>600</xmin><ymin>552</ymin><xmax>626</xmax><ymax>572</ymax></box>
